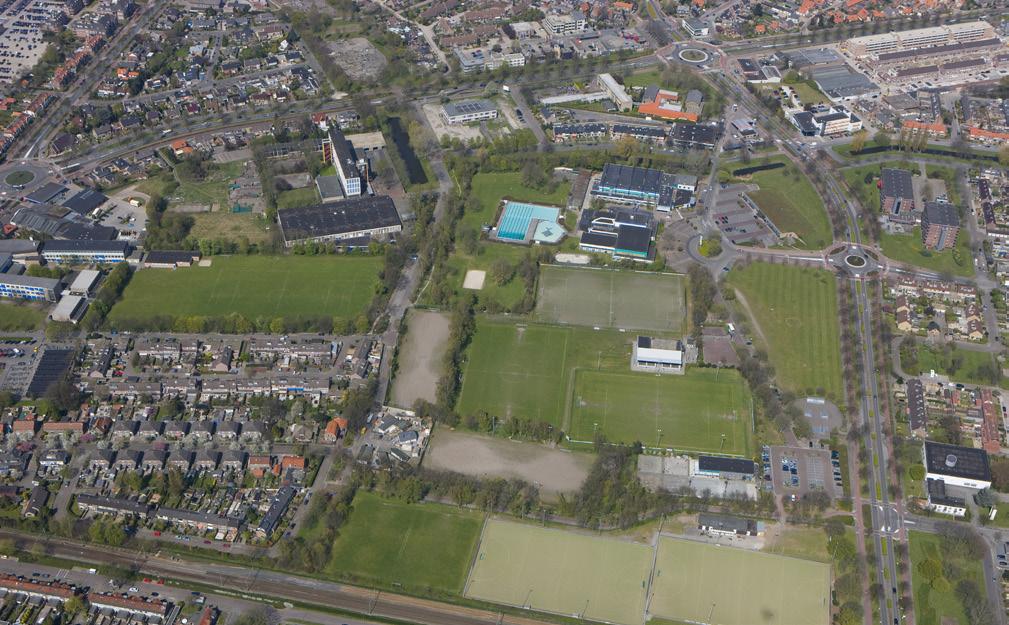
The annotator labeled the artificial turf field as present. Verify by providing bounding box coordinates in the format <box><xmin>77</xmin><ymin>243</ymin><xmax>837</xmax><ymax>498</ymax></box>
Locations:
<box><xmin>569</xmin><ymin>368</ymin><xmax>751</xmax><ymax>453</ymax></box>
<box><xmin>457</xmin><ymin>320</ymin><xmax>751</xmax><ymax>453</ymax></box>
<box><xmin>726</xmin><ymin>262</ymin><xmax>843</xmax><ymax>399</ymax></box>
<box><xmin>325</xmin><ymin>492</ymin><xmax>483</xmax><ymax>593</ymax></box>
<box><xmin>535</xmin><ymin>265</ymin><xmax>685</xmax><ymax>332</ymax></box>
<box><xmin>649</xmin><ymin>538</ymin><xmax>831</xmax><ymax>625</ymax></box>
<box><xmin>108</xmin><ymin>255</ymin><xmax>382</xmax><ymax>325</ymax></box>
<box><xmin>465</xmin><ymin>519</ymin><xmax>653</xmax><ymax>625</ymax></box>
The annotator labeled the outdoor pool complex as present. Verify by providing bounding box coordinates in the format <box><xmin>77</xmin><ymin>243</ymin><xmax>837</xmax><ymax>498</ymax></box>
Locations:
<box><xmin>497</xmin><ymin>201</ymin><xmax>562</xmax><ymax>242</ymax></box>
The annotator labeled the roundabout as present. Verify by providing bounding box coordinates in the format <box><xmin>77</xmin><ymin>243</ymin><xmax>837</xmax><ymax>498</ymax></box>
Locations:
<box><xmin>4</xmin><ymin>169</ymin><xmax>35</xmax><ymax>187</ymax></box>
<box><xmin>678</xmin><ymin>48</ymin><xmax>710</xmax><ymax>64</ymax></box>
<box><xmin>827</xmin><ymin>245</ymin><xmax>879</xmax><ymax>278</ymax></box>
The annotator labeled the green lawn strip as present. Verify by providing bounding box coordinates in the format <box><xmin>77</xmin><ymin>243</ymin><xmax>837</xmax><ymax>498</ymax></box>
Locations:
<box><xmin>0</xmin><ymin>303</ymin><xmax>46</xmax><ymax>331</ymax></box>
<box><xmin>726</xmin><ymin>262</ymin><xmax>843</xmax><ymax>399</ymax></box>
<box><xmin>880</xmin><ymin>228</ymin><xmax>974</xmax><ymax>278</ymax></box>
<box><xmin>108</xmin><ymin>255</ymin><xmax>381</xmax><ymax>325</ymax></box>
<box><xmin>909</xmin><ymin>530</ymin><xmax>986</xmax><ymax>625</ymax></box>
<box><xmin>277</xmin><ymin>186</ymin><xmax>321</xmax><ymax>209</ymax></box>
<box><xmin>325</xmin><ymin>492</ymin><xmax>483</xmax><ymax>593</ymax></box>
<box><xmin>569</xmin><ymin>368</ymin><xmax>750</xmax><ymax>454</ymax></box>
<box><xmin>723</xmin><ymin>157</ymin><xmax>831</xmax><ymax>249</ymax></box>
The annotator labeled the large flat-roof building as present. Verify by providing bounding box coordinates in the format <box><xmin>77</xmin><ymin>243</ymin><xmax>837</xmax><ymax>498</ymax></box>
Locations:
<box><xmin>591</xmin><ymin>163</ymin><xmax>694</xmax><ymax>212</ymax></box>
<box><xmin>278</xmin><ymin>195</ymin><xmax>402</xmax><ymax>247</ymax></box>
<box><xmin>321</xmin><ymin>126</ymin><xmax>362</xmax><ymax>197</ymax></box>
<box><xmin>597</xmin><ymin>73</ymin><xmax>632</xmax><ymax>112</ymax></box>
<box><xmin>881</xmin><ymin>167</ymin><xmax>916</xmax><ymax>224</ymax></box>
<box><xmin>41</xmin><ymin>240</ymin><xmax>129</xmax><ymax>264</ymax></box>
<box><xmin>442</xmin><ymin>99</ymin><xmax>498</xmax><ymax>124</ymax></box>
<box><xmin>631</xmin><ymin>335</ymin><xmax>683</xmax><ymax>374</ymax></box>
<box><xmin>0</xmin><ymin>273</ymin><xmax>60</xmax><ymax>301</ymax></box>
<box><xmin>578</xmin><ymin>208</ymin><xmax>655</xmax><ymax>261</ymax></box>
<box><xmin>845</xmin><ymin>21</ymin><xmax>996</xmax><ymax>59</ymax></box>
<box><xmin>923</xmin><ymin>440</ymin><xmax>991</xmax><ymax>490</ymax></box>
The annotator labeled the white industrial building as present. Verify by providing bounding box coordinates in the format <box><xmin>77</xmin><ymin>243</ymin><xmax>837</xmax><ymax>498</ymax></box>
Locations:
<box><xmin>631</xmin><ymin>336</ymin><xmax>683</xmax><ymax>374</ymax></box>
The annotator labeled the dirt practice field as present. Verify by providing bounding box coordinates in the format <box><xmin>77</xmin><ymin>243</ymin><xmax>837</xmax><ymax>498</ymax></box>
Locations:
<box><xmin>390</xmin><ymin>310</ymin><xmax>451</xmax><ymax>408</ymax></box>
<box><xmin>465</xmin><ymin>519</ymin><xmax>653</xmax><ymax>625</ymax></box>
<box><xmin>536</xmin><ymin>266</ymin><xmax>685</xmax><ymax>332</ymax></box>
<box><xmin>649</xmin><ymin>537</ymin><xmax>831</xmax><ymax>625</ymax></box>
<box><xmin>423</xmin><ymin>430</ymin><xmax>592</xmax><ymax>497</ymax></box>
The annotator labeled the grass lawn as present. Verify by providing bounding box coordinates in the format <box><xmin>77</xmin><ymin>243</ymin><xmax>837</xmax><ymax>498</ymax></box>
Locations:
<box><xmin>880</xmin><ymin>228</ymin><xmax>974</xmax><ymax>278</ymax></box>
<box><xmin>569</xmin><ymin>368</ymin><xmax>751</xmax><ymax>453</ymax></box>
<box><xmin>325</xmin><ymin>492</ymin><xmax>483</xmax><ymax>593</ymax></box>
<box><xmin>135</xmin><ymin>174</ymin><xmax>178</xmax><ymax>198</ymax></box>
<box><xmin>650</xmin><ymin>538</ymin><xmax>831</xmax><ymax>625</ymax></box>
<box><xmin>277</xmin><ymin>186</ymin><xmax>320</xmax><ymax>209</ymax></box>
<box><xmin>535</xmin><ymin>265</ymin><xmax>686</xmax><ymax>333</ymax></box>
<box><xmin>786</xmin><ymin>81</ymin><xmax>828</xmax><ymax>106</ymax></box>
<box><xmin>465</xmin><ymin>519</ymin><xmax>653</xmax><ymax>625</ymax></box>
<box><xmin>761</xmin><ymin>525</ymin><xmax>830</xmax><ymax>563</ymax></box>
<box><xmin>108</xmin><ymin>255</ymin><xmax>381</xmax><ymax>325</ymax></box>
<box><xmin>727</xmin><ymin>157</ymin><xmax>831</xmax><ymax>249</ymax></box>
<box><xmin>909</xmin><ymin>530</ymin><xmax>986</xmax><ymax>625</ymax></box>
<box><xmin>0</xmin><ymin>303</ymin><xmax>45</xmax><ymax>331</ymax></box>
<box><xmin>438</xmin><ymin>243</ymin><xmax>531</xmax><ymax>312</ymax></box>
<box><xmin>187</xmin><ymin>211</ymin><xmax>272</xmax><ymax>245</ymax></box>
<box><xmin>899</xmin><ymin>341</ymin><xmax>1000</xmax><ymax>386</ymax></box>
<box><xmin>462</xmin><ymin>172</ymin><xmax>571</xmax><ymax>234</ymax></box>
<box><xmin>727</xmin><ymin>262</ymin><xmax>842</xmax><ymax>399</ymax></box>
<box><xmin>174</xmin><ymin>161</ymin><xmax>244</xmax><ymax>210</ymax></box>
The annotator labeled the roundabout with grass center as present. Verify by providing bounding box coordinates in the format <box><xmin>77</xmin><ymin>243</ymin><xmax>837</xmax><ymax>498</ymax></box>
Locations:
<box><xmin>4</xmin><ymin>169</ymin><xmax>35</xmax><ymax>187</ymax></box>
<box><xmin>678</xmin><ymin>48</ymin><xmax>710</xmax><ymax>63</ymax></box>
<box><xmin>845</xmin><ymin>254</ymin><xmax>866</xmax><ymax>267</ymax></box>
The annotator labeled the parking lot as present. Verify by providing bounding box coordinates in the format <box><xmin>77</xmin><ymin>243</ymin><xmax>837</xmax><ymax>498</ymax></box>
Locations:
<box><xmin>0</xmin><ymin>337</ymin><xmax>39</xmax><ymax>394</ymax></box>
<box><xmin>767</xmin><ymin>445</ymin><xmax>843</xmax><ymax>499</ymax></box>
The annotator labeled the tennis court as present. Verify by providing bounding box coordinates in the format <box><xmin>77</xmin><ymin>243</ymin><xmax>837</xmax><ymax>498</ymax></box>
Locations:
<box><xmin>536</xmin><ymin>265</ymin><xmax>685</xmax><ymax>332</ymax></box>
<box><xmin>465</xmin><ymin>519</ymin><xmax>653</xmax><ymax>625</ymax></box>
<box><xmin>649</xmin><ymin>538</ymin><xmax>831</xmax><ymax>625</ymax></box>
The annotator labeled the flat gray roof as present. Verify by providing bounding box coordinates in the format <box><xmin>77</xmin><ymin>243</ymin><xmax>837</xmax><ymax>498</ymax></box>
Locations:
<box><xmin>443</xmin><ymin>99</ymin><xmax>496</xmax><ymax>118</ymax></box>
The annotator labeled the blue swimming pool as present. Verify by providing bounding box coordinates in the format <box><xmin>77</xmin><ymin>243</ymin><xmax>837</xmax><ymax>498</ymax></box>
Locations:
<box><xmin>497</xmin><ymin>201</ymin><xmax>560</xmax><ymax>241</ymax></box>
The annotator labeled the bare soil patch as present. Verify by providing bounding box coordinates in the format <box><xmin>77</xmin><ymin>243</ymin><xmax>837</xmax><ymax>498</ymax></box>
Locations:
<box><xmin>391</xmin><ymin>309</ymin><xmax>451</xmax><ymax>407</ymax></box>
<box><xmin>423</xmin><ymin>429</ymin><xmax>592</xmax><ymax>498</ymax></box>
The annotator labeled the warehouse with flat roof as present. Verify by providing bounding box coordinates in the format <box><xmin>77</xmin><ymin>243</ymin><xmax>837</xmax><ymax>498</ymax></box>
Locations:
<box><xmin>278</xmin><ymin>195</ymin><xmax>403</xmax><ymax>247</ymax></box>
<box><xmin>923</xmin><ymin>440</ymin><xmax>991</xmax><ymax>490</ymax></box>
<box><xmin>442</xmin><ymin>99</ymin><xmax>498</xmax><ymax>124</ymax></box>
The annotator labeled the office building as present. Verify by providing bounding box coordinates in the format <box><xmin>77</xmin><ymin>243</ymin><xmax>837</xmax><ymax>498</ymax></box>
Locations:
<box><xmin>321</xmin><ymin>126</ymin><xmax>362</xmax><ymax>197</ymax></box>
<box><xmin>41</xmin><ymin>240</ymin><xmax>129</xmax><ymax>264</ymax></box>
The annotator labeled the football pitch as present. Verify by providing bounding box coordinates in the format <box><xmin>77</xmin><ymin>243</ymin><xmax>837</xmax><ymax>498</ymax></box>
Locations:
<box><xmin>649</xmin><ymin>538</ymin><xmax>831</xmax><ymax>625</ymax></box>
<box><xmin>324</xmin><ymin>492</ymin><xmax>483</xmax><ymax>593</ymax></box>
<box><xmin>536</xmin><ymin>266</ymin><xmax>685</xmax><ymax>332</ymax></box>
<box><xmin>457</xmin><ymin>320</ymin><xmax>751</xmax><ymax>453</ymax></box>
<box><xmin>569</xmin><ymin>368</ymin><xmax>751</xmax><ymax>453</ymax></box>
<box><xmin>465</xmin><ymin>519</ymin><xmax>653</xmax><ymax>625</ymax></box>
<box><xmin>108</xmin><ymin>255</ymin><xmax>381</xmax><ymax>326</ymax></box>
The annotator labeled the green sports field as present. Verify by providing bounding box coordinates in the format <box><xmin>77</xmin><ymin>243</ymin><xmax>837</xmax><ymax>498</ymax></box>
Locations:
<box><xmin>726</xmin><ymin>262</ymin><xmax>842</xmax><ymax>399</ymax></box>
<box><xmin>569</xmin><ymin>368</ymin><xmax>751</xmax><ymax>453</ymax></box>
<box><xmin>465</xmin><ymin>519</ymin><xmax>653</xmax><ymax>625</ymax></box>
<box><xmin>536</xmin><ymin>266</ymin><xmax>685</xmax><ymax>332</ymax></box>
<box><xmin>325</xmin><ymin>492</ymin><xmax>483</xmax><ymax>593</ymax></box>
<box><xmin>650</xmin><ymin>538</ymin><xmax>831</xmax><ymax>625</ymax></box>
<box><xmin>108</xmin><ymin>255</ymin><xmax>381</xmax><ymax>325</ymax></box>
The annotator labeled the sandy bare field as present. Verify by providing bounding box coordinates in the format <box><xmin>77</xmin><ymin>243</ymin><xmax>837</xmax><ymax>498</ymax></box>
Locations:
<box><xmin>390</xmin><ymin>309</ymin><xmax>450</xmax><ymax>408</ymax></box>
<box><xmin>423</xmin><ymin>429</ymin><xmax>592</xmax><ymax>498</ymax></box>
